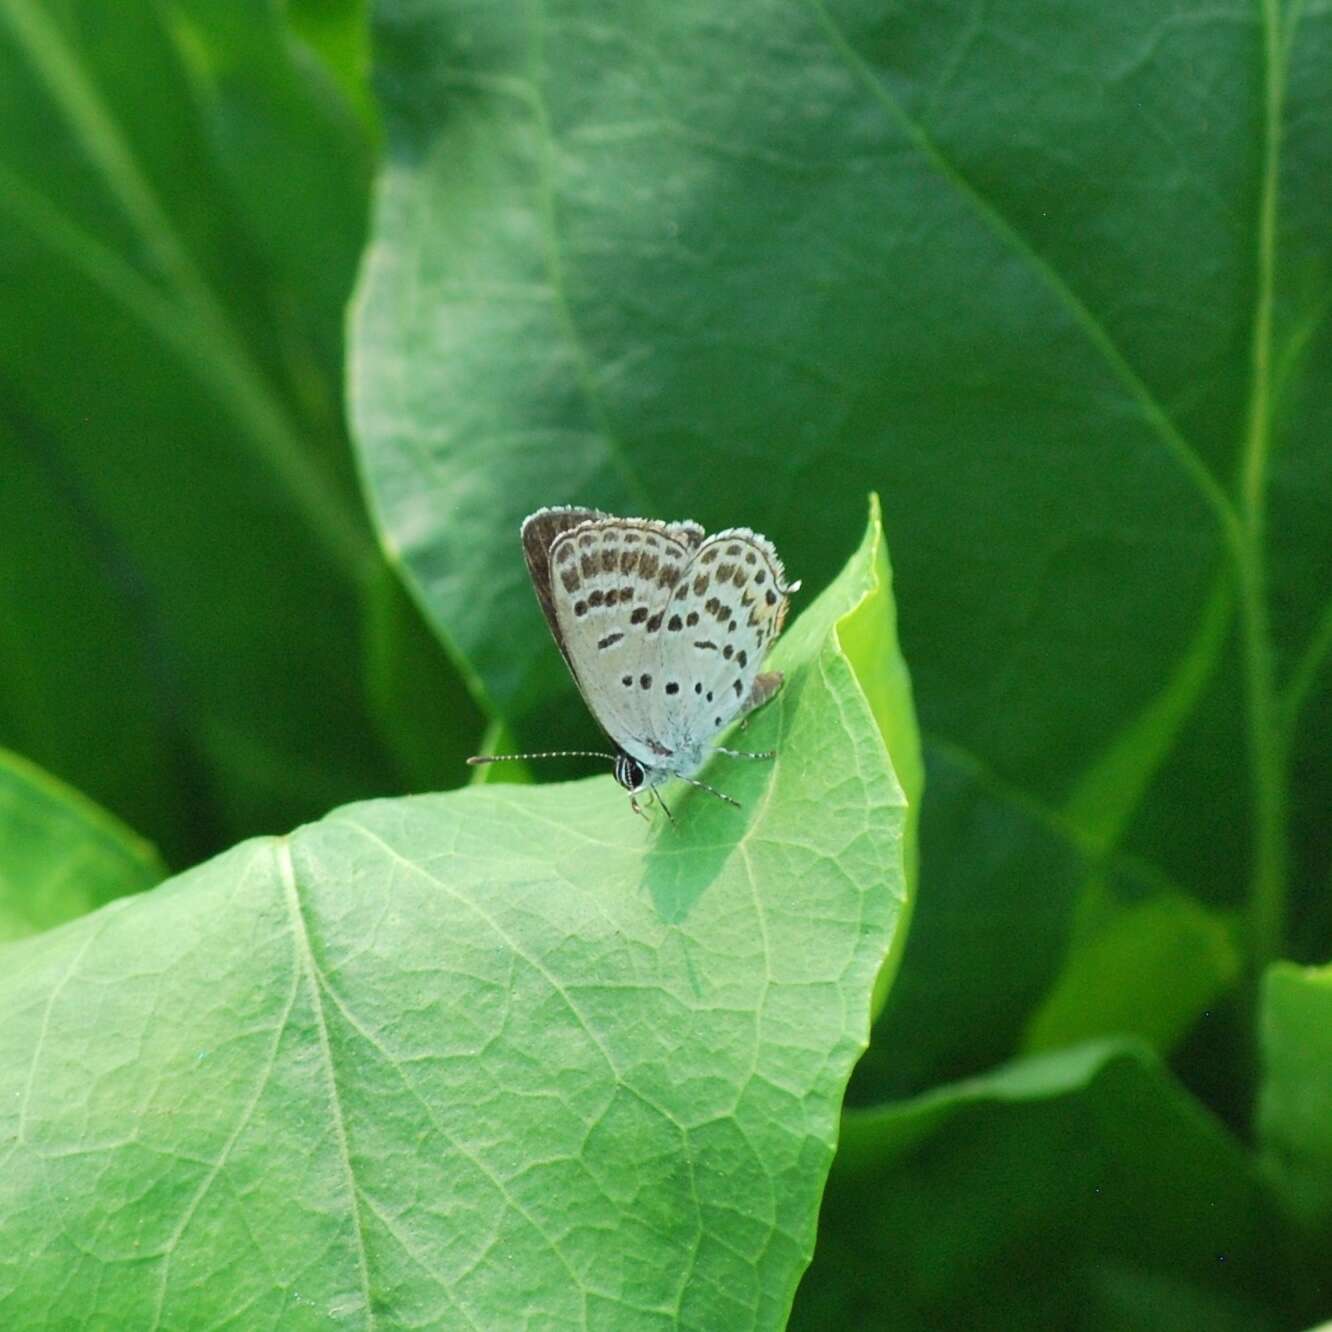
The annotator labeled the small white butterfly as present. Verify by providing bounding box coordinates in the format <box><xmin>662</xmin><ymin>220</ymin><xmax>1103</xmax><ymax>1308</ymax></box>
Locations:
<box><xmin>469</xmin><ymin>507</ymin><xmax>801</xmax><ymax>819</ymax></box>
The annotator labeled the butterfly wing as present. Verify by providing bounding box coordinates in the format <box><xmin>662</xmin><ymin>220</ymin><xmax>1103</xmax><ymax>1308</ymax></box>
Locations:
<box><xmin>540</xmin><ymin>515</ymin><xmax>704</xmax><ymax>767</ymax></box>
<box><xmin>637</xmin><ymin>527</ymin><xmax>795</xmax><ymax>765</ymax></box>
<box><xmin>521</xmin><ymin>506</ymin><xmax>606</xmax><ymax>681</ymax></box>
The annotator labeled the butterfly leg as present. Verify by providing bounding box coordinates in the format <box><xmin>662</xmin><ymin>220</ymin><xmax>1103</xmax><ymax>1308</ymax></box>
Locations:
<box><xmin>631</xmin><ymin>787</ymin><xmax>677</xmax><ymax>826</ymax></box>
<box><xmin>677</xmin><ymin>775</ymin><xmax>741</xmax><ymax>808</ymax></box>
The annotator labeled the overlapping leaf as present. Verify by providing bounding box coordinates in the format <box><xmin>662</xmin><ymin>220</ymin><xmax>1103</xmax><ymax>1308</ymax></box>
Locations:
<box><xmin>349</xmin><ymin>0</ymin><xmax>1332</xmax><ymax>1115</ymax></box>
<box><xmin>0</xmin><ymin>748</ymin><xmax>163</xmax><ymax>942</ymax></box>
<box><xmin>796</xmin><ymin>1041</ymin><xmax>1303</xmax><ymax>1330</ymax></box>
<box><xmin>1261</xmin><ymin>962</ymin><xmax>1332</xmax><ymax>1231</ymax></box>
<box><xmin>0</xmin><ymin>506</ymin><xmax>907</xmax><ymax>1330</ymax></box>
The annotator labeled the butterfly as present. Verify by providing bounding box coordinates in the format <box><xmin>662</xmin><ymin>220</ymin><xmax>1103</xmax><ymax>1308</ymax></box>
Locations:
<box><xmin>468</xmin><ymin>507</ymin><xmax>801</xmax><ymax>819</ymax></box>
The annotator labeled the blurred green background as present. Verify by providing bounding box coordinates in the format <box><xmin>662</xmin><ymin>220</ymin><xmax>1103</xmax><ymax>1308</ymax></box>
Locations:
<box><xmin>1</xmin><ymin>0</ymin><xmax>1329</xmax><ymax>1327</ymax></box>
<box><xmin>0</xmin><ymin>0</ymin><xmax>481</xmax><ymax>871</ymax></box>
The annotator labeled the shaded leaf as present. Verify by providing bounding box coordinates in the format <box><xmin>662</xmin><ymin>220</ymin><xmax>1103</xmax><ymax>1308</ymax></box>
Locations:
<box><xmin>0</xmin><ymin>748</ymin><xmax>164</xmax><ymax>943</ymax></box>
<box><xmin>285</xmin><ymin>0</ymin><xmax>375</xmax><ymax>128</ymax></box>
<box><xmin>851</xmin><ymin>741</ymin><xmax>1086</xmax><ymax>1099</ymax></box>
<box><xmin>0</xmin><ymin>0</ymin><xmax>478</xmax><ymax>866</ymax></box>
<box><xmin>796</xmin><ymin>1042</ymin><xmax>1300</xmax><ymax>1330</ymax></box>
<box><xmin>349</xmin><ymin>0</ymin><xmax>1332</xmax><ymax>1109</ymax></box>
<box><xmin>1024</xmin><ymin>884</ymin><xmax>1243</xmax><ymax>1057</ymax></box>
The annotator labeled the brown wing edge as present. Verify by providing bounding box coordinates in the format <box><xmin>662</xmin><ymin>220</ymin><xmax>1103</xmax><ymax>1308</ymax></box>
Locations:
<box><xmin>520</xmin><ymin>507</ymin><xmax>607</xmax><ymax>672</ymax></box>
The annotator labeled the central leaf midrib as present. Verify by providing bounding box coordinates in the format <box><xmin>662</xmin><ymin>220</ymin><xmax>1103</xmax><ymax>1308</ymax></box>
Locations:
<box><xmin>1236</xmin><ymin>0</ymin><xmax>1292</xmax><ymax>973</ymax></box>
<box><xmin>802</xmin><ymin>0</ymin><xmax>1242</xmax><ymax>549</ymax></box>
<box><xmin>278</xmin><ymin>839</ymin><xmax>376</xmax><ymax>1330</ymax></box>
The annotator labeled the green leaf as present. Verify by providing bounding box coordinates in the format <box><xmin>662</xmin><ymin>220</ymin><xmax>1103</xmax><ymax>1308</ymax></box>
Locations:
<box><xmin>349</xmin><ymin>0</ymin><xmax>1332</xmax><ymax>1098</ymax></box>
<box><xmin>0</xmin><ymin>508</ymin><xmax>905</xmax><ymax>1329</ymax></box>
<box><xmin>0</xmin><ymin>0</ymin><xmax>478</xmax><ymax>867</ymax></box>
<box><xmin>0</xmin><ymin>748</ymin><xmax>164</xmax><ymax>943</ymax></box>
<box><xmin>284</xmin><ymin>0</ymin><xmax>375</xmax><ymax>129</ymax></box>
<box><xmin>775</xmin><ymin>496</ymin><xmax>921</xmax><ymax>1008</ymax></box>
<box><xmin>796</xmin><ymin>1042</ymin><xmax>1300</xmax><ymax>1330</ymax></box>
<box><xmin>1023</xmin><ymin>883</ymin><xmax>1243</xmax><ymax>1057</ymax></box>
<box><xmin>851</xmin><ymin>742</ymin><xmax>1088</xmax><ymax>1099</ymax></box>
<box><xmin>1260</xmin><ymin>961</ymin><xmax>1332</xmax><ymax>1229</ymax></box>
<box><xmin>858</xmin><ymin>751</ymin><xmax>1244</xmax><ymax>1101</ymax></box>
<box><xmin>808</xmin><ymin>496</ymin><xmax>923</xmax><ymax>892</ymax></box>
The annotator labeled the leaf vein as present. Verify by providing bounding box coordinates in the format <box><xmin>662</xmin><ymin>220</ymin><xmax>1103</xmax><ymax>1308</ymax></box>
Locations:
<box><xmin>802</xmin><ymin>0</ymin><xmax>1242</xmax><ymax>547</ymax></box>
<box><xmin>312</xmin><ymin>980</ymin><xmax>566</xmax><ymax>1331</ymax></box>
<box><xmin>277</xmin><ymin>838</ymin><xmax>376</xmax><ymax>1330</ymax></box>
<box><xmin>335</xmin><ymin>816</ymin><xmax>624</xmax><ymax>1082</ymax></box>
<box><xmin>148</xmin><ymin>858</ymin><xmax>304</xmax><ymax>1330</ymax></box>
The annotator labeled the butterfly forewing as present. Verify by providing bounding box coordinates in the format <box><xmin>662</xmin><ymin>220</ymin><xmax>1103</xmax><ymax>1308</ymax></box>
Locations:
<box><xmin>521</xmin><ymin>506</ymin><xmax>607</xmax><ymax>684</ymax></box>
<box><xmin>544</xmin><ymin>517</ymin><xmax>703</xmax><ymax>767</ymax></box>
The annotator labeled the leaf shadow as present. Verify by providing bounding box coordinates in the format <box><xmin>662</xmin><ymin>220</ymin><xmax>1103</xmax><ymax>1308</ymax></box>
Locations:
<box><xmin>642</xmin><ymin>675</ymin><xmax>799</xmax><ymax>923</ymax></box>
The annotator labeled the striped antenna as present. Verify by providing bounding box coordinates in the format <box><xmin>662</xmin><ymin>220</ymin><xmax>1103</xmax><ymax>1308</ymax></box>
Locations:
<box><xmin>467</xmin><ymin>750</ymin><xmax>618</xmax><ymax>766</ymax></box>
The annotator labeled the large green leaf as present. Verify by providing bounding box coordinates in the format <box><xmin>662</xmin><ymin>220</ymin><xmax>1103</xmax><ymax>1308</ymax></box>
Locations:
<box><xmin>0</xmin><ymin>509</ymin><xmax>905</xmax><ymax>1329</ymax></box>
<box><xmin>1260</xmin><ymin>961</ymin><xmax>1332</xmax><ymax>1231</ymax></box>
<box><xmin>777</xmin><ymin>495</ymin><xmax>922</xmax><ymax>1006</ymax></box>
<box><xmin>849</xmin><ymin>741</ymin><xmax>1090</xmax><ymax>1098</ymax></box>
<box><xmin>1023</xmin><ymin>884</ymin><xmax>1242</xmax><ymax>1057</ymax></box>
<box><xmin>0</xmin><ymin>0</ymin><xmax>478</xmax><ymax>867</ymax></box>
<box><xmin>795</xmin><ymin>1041</ymin><xmax>1304</xmax><ymax>1330</ymax></box>
<box><xmin>286</xmin><ymin>0</ymin><xmax>375</xmax><ymax>127</ymax></box>
<box><xmin>349</xmin><ymin>0</ymin><xmax>1332</xmax><ymax>1097</ymax></box>
<box><xmin>0</xmin><ymin>748</ymin><xmax>163</xmax><ymax>943</ymax></box>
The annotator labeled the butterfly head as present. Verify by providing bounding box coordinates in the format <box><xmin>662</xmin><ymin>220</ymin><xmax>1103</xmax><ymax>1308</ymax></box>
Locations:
<box><xmin>612</xmin><ymin>750</ymin><xmax>648</xmax><ymax>794</ymax></box>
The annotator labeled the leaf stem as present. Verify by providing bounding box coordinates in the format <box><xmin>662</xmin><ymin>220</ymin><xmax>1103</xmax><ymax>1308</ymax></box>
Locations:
<box><xmin>1239</xmin><ymin>0</ymin><xmax>1287</xmax><ymax>977</ymax></box>
<box><xmin>1238</xmin><ymin>558</ymin><xmax>1287</xmax><ymax>975</ymax></box>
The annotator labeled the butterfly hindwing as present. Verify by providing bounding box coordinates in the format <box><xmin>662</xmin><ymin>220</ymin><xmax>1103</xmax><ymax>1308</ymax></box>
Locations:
<box><xmin>646</xmin><ymin>527</ymin><xmax>793</xmax><ymax>751</ymax></box>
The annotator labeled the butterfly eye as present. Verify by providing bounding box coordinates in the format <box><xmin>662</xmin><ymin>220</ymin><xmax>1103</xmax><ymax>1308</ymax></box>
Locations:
<box><xmin>614</xmin><ymin>754</ymin><xmax>646</xmax><ymax>792</ymax></box>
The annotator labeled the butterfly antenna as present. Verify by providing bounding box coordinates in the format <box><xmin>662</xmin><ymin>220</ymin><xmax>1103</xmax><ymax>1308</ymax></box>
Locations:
<box><xmin>677</xmin><ymin>775</ymin><xmax>741</xmax><ymax>808</ymax></box>
<box><xmin>467</xmin><ymin>750</ymin><xmax>618</xmax><ymax>766</ymax></box>
<box><xmin>715</xmin><ymin>746</ymin><xmax>775</xmax><ymax>760</ymax></box>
